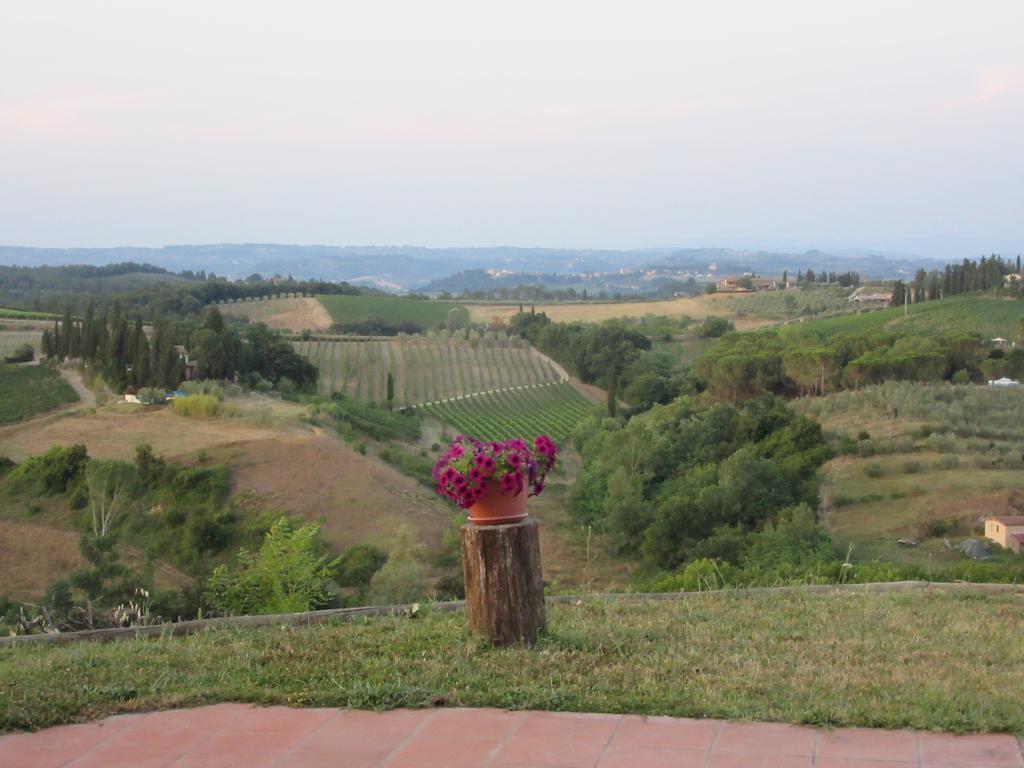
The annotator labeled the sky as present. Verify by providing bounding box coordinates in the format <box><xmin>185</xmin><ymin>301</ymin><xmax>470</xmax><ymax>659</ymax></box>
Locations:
<box><xmin>0</xmin><ymin>1</ymin><xmax>1021</xmax><ymax>258</ymax></box>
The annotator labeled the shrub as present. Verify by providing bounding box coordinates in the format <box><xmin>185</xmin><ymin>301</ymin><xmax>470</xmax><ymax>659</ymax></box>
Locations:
<box><xmin>367</xmin><ymin>525</ymin><xmax>429</xmax><ymax>605</ymax></box>
<box><xmin>698</xmin><ymin>315</ymin><xmax>735</xmax><ymax>338</ymax></box>
<box><xmin>951</xmin><ymin>369</ymin><xmax>971</xmax><ymax>385</ymax></box>
<box><xmin>932</xmin><ymin>455</ymin><xmax>960</xmax><ymax>470</ymax></box>
<box><xmin>864</xmin><ymin>463</ymin><xmax>885</xmax><ymax>478</ymax></box>
<box><xmin>205</xmin><ymin>518</ymin><xmax>339</xmax><ymax>616</ymax></box>
<box><xmin>337</xmin><ymin>544</ymin><xmax>387</xmax><ymax>587</ymax></box>
<box><xmin>172</xmin><ymin>394</ymin><xmax>220</xmax><ymax>419</ymax></box>
<box><xmin>5</xmin><ymin>444</ymin><xmax>88</xmax><ymax>495</ymax></box>
<box><xmin>3</xmin><ymin>343</ymin><xmax>34</xmax><ymax>363</ymax></box>
<box><xmin>901</xmin><ymin>460</ymin><xmax>922</xmax><ymax>474</ymax></box>
<box><xmin>922</xmin><ymin>518</ymin><xmax>957</xmax><ymax>539</ymax></box>
<box><xmin>136</xmin><ymin>387</ymin><xmax>166</xmax><ymax>405</ymax></box>
<box><xmin>179</xmin><ymin>380</ymin><xmax>225</xmax><ymax>399</ymax></box>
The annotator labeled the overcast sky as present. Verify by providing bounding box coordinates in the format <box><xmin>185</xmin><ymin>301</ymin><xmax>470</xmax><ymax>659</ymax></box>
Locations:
<box><xmin>1</xmin><ymin>1</ymin><xmax>1021</xmax><ymax>257</ymax></box>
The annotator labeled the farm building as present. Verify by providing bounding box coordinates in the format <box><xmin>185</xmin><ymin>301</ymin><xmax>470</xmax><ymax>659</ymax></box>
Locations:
<box><xmin>987</xmin><ymin>377</ymin><xmax>1020</xmax><ymax>387</ymax></box>
<box><xmin>984</xmin><ymin>515</ymin><xmax>1024</xmax><ymax>554</ymax></box>
<box><xmin>849</xmin><ymin>291</ymin><xmax>893</xmax><ymax>305</ymax></box>
<box><xmin>716</xmin><ymin>276</ymin><xmax>781</xmax><ymax>292</ymax></box>
<box><xmin>991</xmin><ymin>337</ymin><xmax>1009</xmax><ymax>347</ymax></box>
<box><xmin>175</xmin><ymin>345</ymin><xmax>200</xmax><ymax>381</ymax></box>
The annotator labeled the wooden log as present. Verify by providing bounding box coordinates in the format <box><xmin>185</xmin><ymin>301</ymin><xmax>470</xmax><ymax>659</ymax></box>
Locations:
<box><xmin>460</xmin><ymin>517</ymin><xmax>545</xmax><ymax>647</ymax></box>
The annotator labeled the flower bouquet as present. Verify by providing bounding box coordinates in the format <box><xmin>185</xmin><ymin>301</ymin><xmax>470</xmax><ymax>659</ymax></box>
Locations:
<box><xmin>432</xmin><ymin>435</ymin><xmax>558</xmax><ymax>524</ymax></box>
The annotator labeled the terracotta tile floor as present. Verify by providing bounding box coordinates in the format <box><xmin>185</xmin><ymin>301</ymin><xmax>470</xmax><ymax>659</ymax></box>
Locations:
<box><xmin>1</xmin><ymin>705</ymin><xmax>1022</xmax><ymax>768</ymax></box>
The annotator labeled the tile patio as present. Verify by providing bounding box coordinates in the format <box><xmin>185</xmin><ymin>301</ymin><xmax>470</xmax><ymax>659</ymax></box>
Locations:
<box><xmin>1</xmin><ymin>704</ymin><xmax>1021</xmax><ymax>767</ymax></box>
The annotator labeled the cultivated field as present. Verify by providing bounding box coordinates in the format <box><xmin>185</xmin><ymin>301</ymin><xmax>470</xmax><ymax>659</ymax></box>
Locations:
<box><xmin>784</xmin><ymin>294</ymin><xmax>1024</xmax><ymax>339</ymax></box>
<box><xmin>468</xmin><ymin>292</ymin><xmax>772</xmax><ymax>328</ymax></box>
<box><xmin>294</xmin><ymin>336</ymin><xmax>564</xmax><ymax>405</ymax></box>
<box><xmin>417</xmin><ymin>382</ymin><xmax>595</xmax><ymax>443</ymax></box>
<box><xmin>0</xmin><ymin>365</ymin><xmax>79</xmax><ymax>424</ymax></box>
<box><xmin>722</xmin><ymin>284</ymin><xmax>855</xmax><ymax>319</ymax></box>
<box><xmin>218</xmin><ymin>296</ymin><xmax>332</xmax><ymax>332</ymax></box>
<box><xmin>795</xmin><ymin>381</ymin><xmax>1024</xmax><ymax>565</ymax></box>
<box><xmin>0</xmin><ymin>308</ymin><xmax>57</xmax><ymax>320</ymax></box>
<box><xmin>318</xmin><ymin>294</ymin><xmax>467</xmax><ymax>328</ymax></box>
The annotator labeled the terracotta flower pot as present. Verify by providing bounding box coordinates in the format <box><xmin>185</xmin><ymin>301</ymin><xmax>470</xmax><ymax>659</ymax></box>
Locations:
<box><xmin>468</xmin><ymin>479</ymin><xmax>528</xmax><ymax>525</ymax></box>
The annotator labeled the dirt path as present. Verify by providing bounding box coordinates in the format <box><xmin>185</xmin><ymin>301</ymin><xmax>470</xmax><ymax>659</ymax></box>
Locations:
<box><xmin>59</xmin><ymin>368</ymin><xmax>95</xmax><ymax>406</ymax></box>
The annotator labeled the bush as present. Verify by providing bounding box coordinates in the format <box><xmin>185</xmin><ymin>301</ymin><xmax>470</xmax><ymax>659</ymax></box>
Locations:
<box><xmin>172</xmin><ymin>394</ymin><xmax>221</xmax><ymax>419</ymax></box>
<box><xmin>901</xmin><ymin>460</ymin><xmax>922</xmax><ymax>474</ymax></box>
<box><xmin>179</xmin><ymin>380</ymin><xmax>225</xmax><ymax>399</ymax></box>
<box><xmin>367</xmin><ymin>525</ymin><xmax>429</xmax><ymax>605</ymax></box>
<box><xmin>864</xmin><ymin>463</ymin><xmax>885</xmax><ymax>478</ymax></box>
<box><xmin>337</xmin><ymin>544</ymin><xmax>387</xmax><ymax>587</ymax></box>
<box><xmin>3</xmin><ymin>343</ymin><xmax>34</xmax><ymax>363</ymax></box>
<box><xmin>698</xmin><ymin>316</ymin><xmax>735</xmax><ymax>338</ymax></box>
<box><xmin>205</xmin><ymin>518</ymin><xmax>339</xmax><ymax>616</ymax></box>
<box><xmin>932</xmin><ymin>455</ymin><xmax>960</xmax><ymax>470</ymax></box>
<box><xmin>136</xmin><ymin>387</ymin><xmax>166</xmax><ymax>405</ymax></box>
<box><xmin>5</xmin><ymin>444</ymin><xmax>88</xmax><ymax>495</ymax></box>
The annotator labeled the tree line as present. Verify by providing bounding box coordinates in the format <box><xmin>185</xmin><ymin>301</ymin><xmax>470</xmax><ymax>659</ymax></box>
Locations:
<box><xmin>889</xmin><ymin>255</ymin><xmax>1022</xmax><ymax>306</ymax></box>
<box><xmin>40</xmin><ymin>304</ymin><xmax>317</xmax><ymax>392</ymax></box>
<box><xmin>0</xmin><ymin>262</ymin><xmax>364</xmax><ymax>319</ymax></box>
<box><xmin>508</xmin><ymin>311</ymin><xmax>655</xmax><ymax>416</ymax></box>
<box><xmin>696</xmin><ymin>327</ymin><xmax>1021</xmax><ymax>401</ymax></box>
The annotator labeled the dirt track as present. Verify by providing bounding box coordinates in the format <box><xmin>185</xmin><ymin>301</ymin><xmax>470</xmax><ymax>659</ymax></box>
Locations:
<box><xmin>59</xmin><ymin>368</ymin><xmax>94</xmax><ymax>406</ymax></box>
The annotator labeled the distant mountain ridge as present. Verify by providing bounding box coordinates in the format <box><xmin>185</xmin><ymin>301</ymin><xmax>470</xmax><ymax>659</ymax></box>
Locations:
<box><xmin>0</xmin><ymin>244</ymin><xmax>944</xmax><ymax>293</ymax></box>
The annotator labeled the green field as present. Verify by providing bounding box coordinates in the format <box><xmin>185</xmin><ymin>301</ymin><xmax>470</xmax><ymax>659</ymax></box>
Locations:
<box><xmin>783</xmin><ymin>293</ymin><xmax>1024</xmax><ymax>339</ymax></box>
<box><xmin>417</xmin><ymin>381</ymin><xmax>595</xmax><ymax>442</ymax></box>
<box><xmin>317</xmin><ymin>294</ymin><xmax>467</xmax><ymax>328</ymax></box>
<box><xmin>0</xmin><ymin>365</ymin><xmax>79</xmax><ymax>424</ymax></box>
<box><xmin>294</xmin><ymin>336</ymin><xmax>562</xmax><ymax>406</ymax></box>
<box><xmin>723</xmin><ymin>285</ymin><xmax>854</xmax><ymax>320</ymax></box>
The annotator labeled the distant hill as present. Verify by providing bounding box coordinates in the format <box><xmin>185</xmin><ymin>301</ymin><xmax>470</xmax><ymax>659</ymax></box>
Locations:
<box><xmin>0</xmin><ymin>244</ymin><xmax>947</xmax><ymax>293</ymax></box>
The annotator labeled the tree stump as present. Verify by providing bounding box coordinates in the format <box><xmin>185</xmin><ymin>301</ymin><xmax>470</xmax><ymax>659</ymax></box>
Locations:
<box><xmin>460</xmin><ymin>517</ymin><xmax>545</xmax><ymax>646</ymax></box>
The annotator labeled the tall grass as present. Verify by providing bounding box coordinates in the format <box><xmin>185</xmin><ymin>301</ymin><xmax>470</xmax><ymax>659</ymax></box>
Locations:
<box><xmin>172</xmin><ymin>394</ymin><xmax>221</xmax><ymax>419</ymax></box>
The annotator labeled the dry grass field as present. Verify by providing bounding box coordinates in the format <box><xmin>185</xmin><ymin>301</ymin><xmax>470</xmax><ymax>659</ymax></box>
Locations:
<box><xmin>219</xmin><ymin>297</ymin><xmax>331</xmax><ymax>331</ymax></box>
<box><xmin>221</xmin><ymin>432</ymin><xmax>452</xmax><ymax>553</ymax></box>
<box><xmin>0</xmin><ymin>387</ymin><xmax>629</xmax><ymax>592</ymax></box>
<box><xmin>0</xmin><ymin>401</ymin><xmax>309</xmax><ymax>462</ymax></box>
<box><xmin>0</xmin><ymin>330</ymin><xmax>43</xmax><ymax>359</ymax></box>
<box><xmin>468</xmin><ymin>292</ymin><xmax>771</xmax><ymax>328</ymax></box>
<box><xmin>0</xmin><ymin>520</ymin><xmax>193</xmax><ymax>599</ymax></box>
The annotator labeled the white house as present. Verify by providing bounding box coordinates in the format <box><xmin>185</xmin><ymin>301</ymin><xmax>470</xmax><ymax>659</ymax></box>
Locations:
<box><xmin>987</xmin><ymin>377</ymin><xmax>1020</xmax><ymax>387</ymax></box>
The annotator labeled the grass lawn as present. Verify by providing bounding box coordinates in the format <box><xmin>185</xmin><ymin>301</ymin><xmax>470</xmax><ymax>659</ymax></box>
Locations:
<box><xmin>0</xmin><ymin>365</ymin><xmax>78</xmax><ymax>424</ymax></box>
<box><xmin>317</xmin><ymin>295</ymin><xmax>467</xmax><ymax>328</ymax></box>
<box><xmin>2</xmin><ymin>591</ymin><xmax>1023</xmax><ymax>733</ymax></box>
